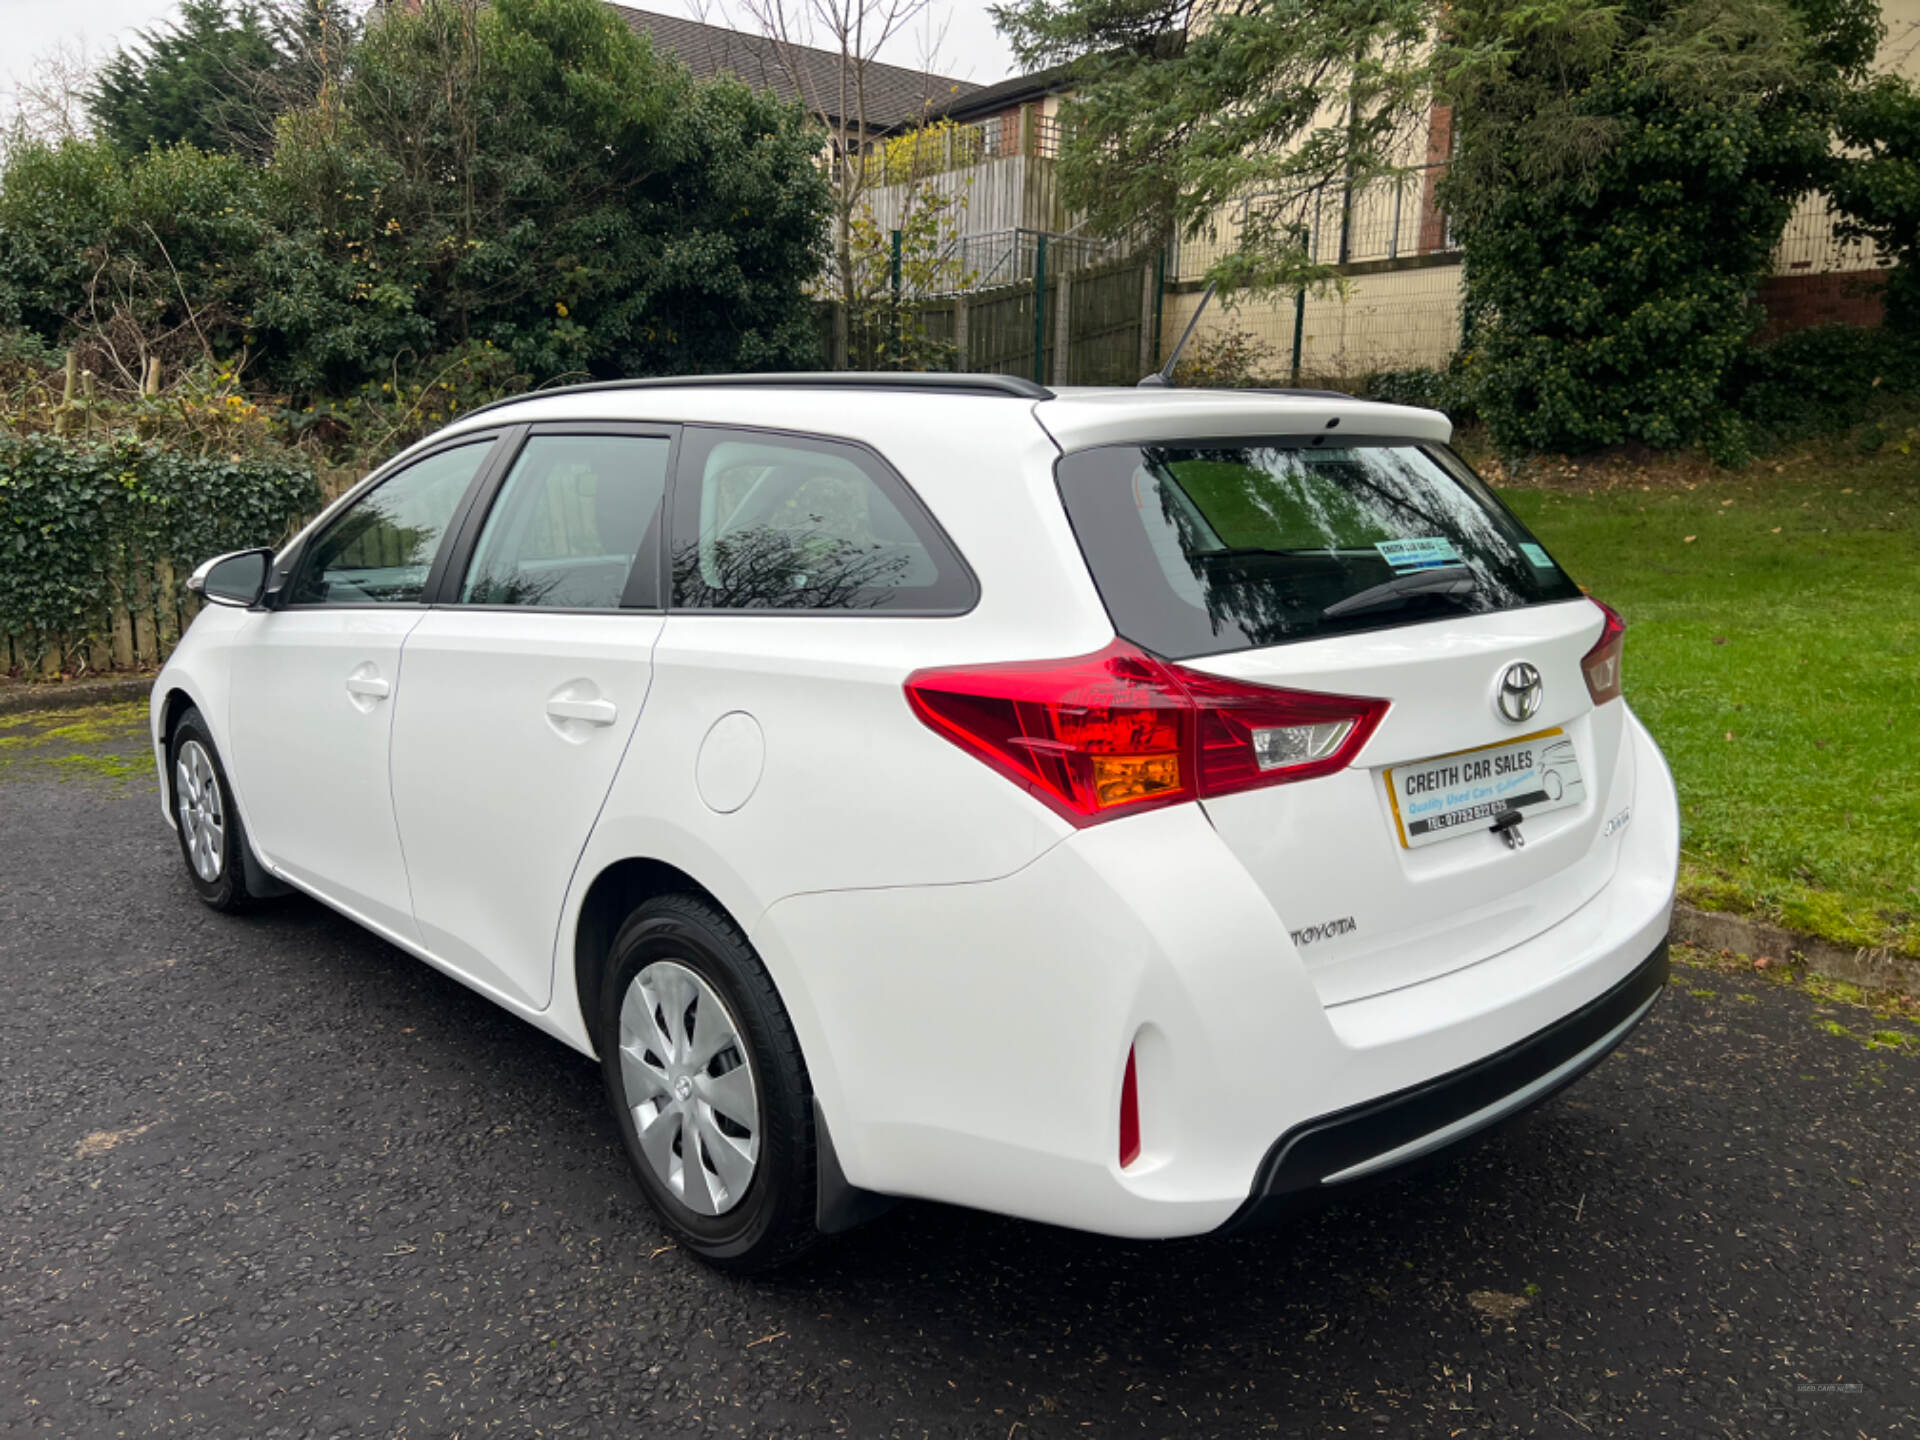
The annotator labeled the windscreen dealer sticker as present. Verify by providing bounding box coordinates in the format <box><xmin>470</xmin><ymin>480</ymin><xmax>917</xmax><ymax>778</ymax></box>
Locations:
<box><xmin>1386</xmin><ymin>730</ymin><xmax>1586</xmax><ymax>848</ymax></box>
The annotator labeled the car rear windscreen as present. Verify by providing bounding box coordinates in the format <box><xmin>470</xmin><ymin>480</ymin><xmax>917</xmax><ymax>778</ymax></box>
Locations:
<box><xmin>1054</xmin><ymin>439</ymin><xmax>1583</xmax><ymax>659</ymax></box>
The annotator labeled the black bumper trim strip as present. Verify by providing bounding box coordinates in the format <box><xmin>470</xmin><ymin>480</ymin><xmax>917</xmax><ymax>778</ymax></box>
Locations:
<box><xmin>1221</xmin><ymin>938</ymin><xmax>1669</xmax><ymax>1231</ymax></box>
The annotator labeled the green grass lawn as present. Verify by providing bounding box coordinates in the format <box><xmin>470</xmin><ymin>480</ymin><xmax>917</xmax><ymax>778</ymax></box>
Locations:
<box><xmin>1499</xmin><ymin>439</ymin><xmax>1920</xmax><ymax>956</ymax></box>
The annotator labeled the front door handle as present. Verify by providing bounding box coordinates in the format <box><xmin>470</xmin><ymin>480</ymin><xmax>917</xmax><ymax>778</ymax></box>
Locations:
<box><xmin>546</xmin><ymin>696</ymin><xmax>618</xmax><ymax>726</ymax></box>
<box><xmin>345</xmin><ymin>672</ymin><xmax>391</xmax><ymax>700</ymax></box>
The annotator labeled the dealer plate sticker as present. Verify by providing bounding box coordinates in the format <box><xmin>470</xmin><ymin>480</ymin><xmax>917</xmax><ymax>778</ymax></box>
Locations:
<box><xmin>1386</xmin><ymin>729</ymin><xmax>1585</xmax><ymax>849</ymax></box>
<box><xmin>1374</xmin><ymin>536</ymin><xmax>1462</xmax><ymax>572</ymax></box>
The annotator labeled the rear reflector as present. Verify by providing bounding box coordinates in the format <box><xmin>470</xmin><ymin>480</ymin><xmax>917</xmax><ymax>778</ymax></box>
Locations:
<box><xmin>905</xmin><ymin>639</ymin><xmax>1388</xmax><ymax>825</ymax></box>
<box><xmin>1581</xmin><ymin>599</ymin><xmax>1626</xmax><ymax>706</ymax></box>
<box><xmin>1119</xmin><ymin>1045</ymin><xmax>1141</xmax><ymax>1169</ymax></box>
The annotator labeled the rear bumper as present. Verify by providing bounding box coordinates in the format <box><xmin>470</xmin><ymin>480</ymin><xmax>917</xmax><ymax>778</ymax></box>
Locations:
<box><xmin>755</xmin><ymin>706</ymin><xmax>1679</xmax><ymax>1240</ymax></box>
<box><xmin>1223</xmin><ymin>938</ymin><xmax>1667</xmax><ymax>1231</ymax></box>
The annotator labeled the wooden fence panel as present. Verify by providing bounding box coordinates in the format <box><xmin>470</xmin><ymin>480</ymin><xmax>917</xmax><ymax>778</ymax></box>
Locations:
<box><xmin>814</xmin><ymin>249</ymin><xmax>1156</xmax><ymax>387</ymax></box>
<box><xmin>3</xmin><ymin>552</ymin><xmax>202</xmax><ymax>680</ymax></box>
<box><xmin>1067</xmin><ymin>258</ymin><xmax>1149</xmax><ymax>385</ymax></box>
<box><xmin>964</xmin><ymin>280</ymin><xmax>1042</xmax><ymax>377</ymax></box>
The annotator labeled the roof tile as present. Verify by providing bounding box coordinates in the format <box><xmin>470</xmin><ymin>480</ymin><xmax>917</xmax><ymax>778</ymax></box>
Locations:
<box><xmin>608</xmin><ymin>5</ymin><xmax>978</xmax><ymax>131</ymax></box>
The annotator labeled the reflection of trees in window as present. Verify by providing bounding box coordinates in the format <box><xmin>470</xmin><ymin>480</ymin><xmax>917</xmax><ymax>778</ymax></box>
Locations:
<box><xmin>673</xmin><ymin>529</ymin><xmax>909</xmax><ymax>611</ymax></box>
<box><xmin>293</xmin><ymin>507</ymin><xmax>436</xmax><ymax>603</ymax></box>
<box><xmin>1142</xmin><ymin>445</ymin><xmax>1551</xmax><ymax>648</ymax></box>
<box><xmin>1365</xmin><ymin>448</ymin><xmax>1531</xmax><ymax>606</ymax></box>
<box><xmin>463</xmin><ymin>567</ymin><xmax>569</xmax><ymax>608</ymax></box>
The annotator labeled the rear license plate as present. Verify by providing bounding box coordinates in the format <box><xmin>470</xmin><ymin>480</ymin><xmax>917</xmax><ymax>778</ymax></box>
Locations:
<box><xmin>1386</xmin><ymin>729</ymin><xmax>1584</xmax><ymax>849</ymax></box>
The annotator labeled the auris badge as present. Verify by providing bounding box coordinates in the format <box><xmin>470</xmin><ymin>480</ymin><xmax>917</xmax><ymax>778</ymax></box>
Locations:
<box><xmin>1495</xmin><ymin>661</ymin><xmax>1543</xmax><ymax>724</ymax></box>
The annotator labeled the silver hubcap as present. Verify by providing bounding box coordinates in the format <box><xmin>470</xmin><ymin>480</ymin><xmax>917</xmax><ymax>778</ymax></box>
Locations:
<box><xmin>175</xmin><ymin>740</ymin><xmax>225</xmax><ymax>883</ymax></box>
<box><xmin>618</xmin><ymin>960</ymin><xmax>760</xmax><ymax>1216</ymax></box>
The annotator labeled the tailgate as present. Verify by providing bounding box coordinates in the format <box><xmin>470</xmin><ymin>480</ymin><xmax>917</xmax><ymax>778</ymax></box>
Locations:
<box><xmin>1189</xmin><ymin>601</ymin><xmax>1628</xmax><ymax>1006</ymax></box>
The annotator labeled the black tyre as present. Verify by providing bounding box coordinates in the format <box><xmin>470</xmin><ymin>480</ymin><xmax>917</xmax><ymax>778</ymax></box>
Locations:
<box><xmin>598</xmin><ymin>894</ymin><xmax>821</xmax><ymax>1271</ymax></box>
<box><xmin>167</xmin><ymin>706</ymin><xmax>255</xmax><ymax>913</ymax></box>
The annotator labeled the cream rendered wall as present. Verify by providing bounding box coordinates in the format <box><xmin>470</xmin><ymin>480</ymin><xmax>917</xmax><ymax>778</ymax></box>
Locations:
<box><xmin>1157</xmin><ymin>0</ymin><xmax>1920</xmax><ymax>376</ymax></box>
<box><xmin>1882</xmin><ymin>0</ymin><xmax>1919</xmax><ymax>78</ymax></box>
<box><xmin>1161</xmin><ymin>263</ymin><xmax>1464</xmax><ymax>381</ymax></box>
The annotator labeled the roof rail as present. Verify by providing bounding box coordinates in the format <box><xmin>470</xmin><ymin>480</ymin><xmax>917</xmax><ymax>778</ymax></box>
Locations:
<box><xmin>460</xmin><ymin>371</ymin><xmax>1053</xmax><ymax>422</ymax></box>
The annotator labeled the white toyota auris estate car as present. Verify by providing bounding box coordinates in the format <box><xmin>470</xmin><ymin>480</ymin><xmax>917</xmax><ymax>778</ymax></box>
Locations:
<box><xmin>152</xmin><ymin>374</ymin><xmax>1677</xmax><ymax>1271</ymax></box>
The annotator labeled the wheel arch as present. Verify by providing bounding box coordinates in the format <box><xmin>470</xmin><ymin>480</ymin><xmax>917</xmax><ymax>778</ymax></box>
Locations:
<box><xmin>571</xmin><ymin>853</ymin><xmax>890</xmax><ymax>1236</ymax></box>
<box><xmin>156</xmin><ymin>685</ymin><xmax>200</xmax><ymax>807</ymax></box>
<box><xmin>571</xmin><ymin>857</ymin><xmax>730</xmax><ymax>1055</ymax></box>
<box><xmin>155</xmin><ymin>681</ymin><xmax>288</xmax><ymax>899</ymax></box>
<box><xmin>158</xmin><ymin>683</ymin><xmax>197</xmax><ymax>741</ymax></box>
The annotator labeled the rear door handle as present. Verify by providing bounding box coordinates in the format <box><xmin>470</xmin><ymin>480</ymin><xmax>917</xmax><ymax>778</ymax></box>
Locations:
<box><xmin>546</xmin><ymin>697</ymin><xmax>618</xmax><ymax>726</ymax></box>
<box><xmin>345</xmin><ymin>673</ymin><xmax>391</xmax><ymax>699</ymax></box>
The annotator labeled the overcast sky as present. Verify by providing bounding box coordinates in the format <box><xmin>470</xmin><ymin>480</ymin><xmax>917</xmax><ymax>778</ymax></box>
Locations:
<box><xmin>1</xmin><ymin>0</ymin><xmax>1021</xmax><ymax>125</ymax></box>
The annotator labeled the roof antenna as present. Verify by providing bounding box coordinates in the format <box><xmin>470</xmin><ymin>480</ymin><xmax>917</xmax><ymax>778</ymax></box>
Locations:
<box><xmin>1138</xmin><ymin>281</ymin><xmax>1216</xmax><ymax>388</ymax></box>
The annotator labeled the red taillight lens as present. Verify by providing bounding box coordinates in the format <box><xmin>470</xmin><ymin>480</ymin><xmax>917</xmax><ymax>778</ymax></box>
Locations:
<box><xmin>904</xmin><ymin>640</ymin><xmax>1191</xmax><ymax>819</ymax></box>
<box><xmin>1581</xmin><ymin>599</ymin><xmax>1626</xmax><ymax>706</ymax></box>
<box><xmin>905</xmin><ymin>639</ymin><xmax>1388</xmax><ymax>825</ymax></box>
<box><xmin>1177</xmin><ymin>665</ymin><xmax>1391</xmax><ymax>796</ymax></box>
<box><xmin>1119</xmin><ymin>1045</ymin><xmax>1141</xmax><ymax>1169</ymax></box>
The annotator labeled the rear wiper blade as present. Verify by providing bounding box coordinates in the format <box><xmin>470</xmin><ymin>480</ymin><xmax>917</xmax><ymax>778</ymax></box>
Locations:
<box><xmin>1191</xmin><ymin>546</ymin><xmax>1337</xmax><ymax>564</ymax></box>
<box><xmin>1323</xmin><ymin>564</ymin><xmax>1477</xmax><ymax>619</ymax></box>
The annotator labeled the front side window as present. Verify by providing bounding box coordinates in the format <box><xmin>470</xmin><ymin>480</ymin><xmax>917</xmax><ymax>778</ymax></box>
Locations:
<box><xmin>1055</xmin><ymin>440</ymin><xmax>1583</xmax><ymax>658</ymax></box>
<box><xmin>460</xmin><ymin>435</ymin><xmax>671</xmax><ymax>609</ymax></box>
<box><xmin>288</xmin><ymin>441</ymin><xmax>492</xmax><ymax>605</ymax></box>
<box><xmin>670</xmin><ymin>428</ymin><xmax>973</xmax><ymax>613</ymax></box>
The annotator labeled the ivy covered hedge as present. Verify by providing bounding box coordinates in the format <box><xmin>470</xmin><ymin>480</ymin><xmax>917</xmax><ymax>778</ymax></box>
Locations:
<box><xmin>0</xmin><ymin>434</ymin><xmax>319</xmax><ymax>673</ymax></box>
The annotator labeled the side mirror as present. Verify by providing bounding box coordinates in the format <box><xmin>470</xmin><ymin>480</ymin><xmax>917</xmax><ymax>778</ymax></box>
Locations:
<box><xmin>187</xmin><ymin>548</ymin><xmax>273</xmax><ymax>608</ymax></box>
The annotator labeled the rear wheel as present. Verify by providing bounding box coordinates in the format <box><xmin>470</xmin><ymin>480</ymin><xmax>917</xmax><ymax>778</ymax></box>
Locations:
<box><xmin>168</xmin><ymin>707</ymin><xmax>254</xmax><ymax>913</ymax></box>
<box><xmin>599</xmin><ymin>894</ymin><xmax>820</xmax><ymax>1271</ymax></box>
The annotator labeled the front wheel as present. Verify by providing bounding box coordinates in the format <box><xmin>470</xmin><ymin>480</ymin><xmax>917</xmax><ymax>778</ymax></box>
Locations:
<box><xmin>599</xmin><ymin>894</ymin><xmax>821</xmax><ymax>1272</ymax></box>
<box><xmin>168</xmin><ymin>707</ymin><xmax>256</xmax><ymax>913</ymax></box>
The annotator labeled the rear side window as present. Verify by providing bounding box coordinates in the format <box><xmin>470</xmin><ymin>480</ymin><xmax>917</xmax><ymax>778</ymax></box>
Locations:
<box><xmin>1055</xmin><ymin>440</ymin><xmax>1583</xmax><ymax>659</ymax></box>
<box><xmin>460</xmin><ymin>434</ymin><xmax>670</xmax><ymax>609</ymax></box>
<box><xmin>669</xmin><ymin>428</ymin><xmax>974</xmax><ymax>613</ymax></box>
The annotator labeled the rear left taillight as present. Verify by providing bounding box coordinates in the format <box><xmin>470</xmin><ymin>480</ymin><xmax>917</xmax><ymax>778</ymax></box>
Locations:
<box><xmin>904</xmin><ymin>639</ymin><xmax>1388</xmax><ymax>826</ymax></box>
<box><xmin>1581</xmin><ymin>599</ymin><xmax>1626</xmax><ymax>706</ymax></box>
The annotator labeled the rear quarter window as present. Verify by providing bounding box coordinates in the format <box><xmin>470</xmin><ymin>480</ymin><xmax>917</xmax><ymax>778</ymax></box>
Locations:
<box><xmin>668</xmin><ymin>427</ymin><xmax>976</xmax><ymax>614</ymax></box>
<box><xmin>1055</xmin><ymin>439</ymin><xmax>1582</xmax><ymax>659</ymax></box>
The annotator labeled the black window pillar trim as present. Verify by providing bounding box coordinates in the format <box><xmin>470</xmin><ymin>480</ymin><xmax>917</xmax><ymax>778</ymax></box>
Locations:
<box><xmin>421</xmin><ymin>425</ymin><xmax>529</xmax><ymax>607</ymax></box>
<box><xmin>425</xmin><ymin>421</ymin><xmax>681</xmax><ymax>611</ymax></box>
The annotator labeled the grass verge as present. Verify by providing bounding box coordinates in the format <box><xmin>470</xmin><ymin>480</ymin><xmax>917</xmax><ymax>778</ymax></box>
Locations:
<box><xmin>1498</xmin><ymin>432</ymin><xmax>1920</xmax><ymax>957</ymax></box>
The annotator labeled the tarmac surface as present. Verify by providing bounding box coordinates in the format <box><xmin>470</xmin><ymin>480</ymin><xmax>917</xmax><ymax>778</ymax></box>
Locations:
<box><xmin>3</xmin><ymin>703</ymin><xmax>1915</xmax><ymax>1436</ymax></box>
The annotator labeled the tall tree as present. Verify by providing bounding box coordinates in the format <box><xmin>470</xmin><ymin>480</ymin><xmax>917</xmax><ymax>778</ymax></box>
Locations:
<box><xmin>1</xmin><ymin>0</ymin><xmax>833</xmax><ymax>397</ymax></box>
<box><xmin>709</xmin><ymin>0</ymin><xmax>949</xmax><ymax>367</ymax></box>
<box><xmin>256</xmin><ymin>0</ymin><xmax>831</xmax><ymax>389</ymax></box>
<box><xmin>1438</xmin><ymin>0</ymin><xmax>1883</xmax><ymax>454</ymax></box>
<box><xmin>991</xmin><ymin>0</ymin><xmax>1437</xmax><ymax>292</ymax></box>
<box><xmin>87</xmin><ymin>0</ymin><xmax>356</xmax><ymax>159</ymax></box>
<box><xmin>89</xmin><ymin>1</ymin><xmax>285</xmax><ymax>155</ymax></box>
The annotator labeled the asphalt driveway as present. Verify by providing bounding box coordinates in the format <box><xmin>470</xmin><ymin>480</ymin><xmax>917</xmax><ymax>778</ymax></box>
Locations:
<box><xmin>2</xmin><ymin>703</ymin><xmax>1915</xmax><ymax>1437</ymax></box>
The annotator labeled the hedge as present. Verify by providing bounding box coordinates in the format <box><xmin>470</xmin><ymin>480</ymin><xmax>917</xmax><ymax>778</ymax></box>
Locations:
<box><xmin>0</xmin><ymin>434</ymin><xmax>320</xmax><ymax>674</ymax></box>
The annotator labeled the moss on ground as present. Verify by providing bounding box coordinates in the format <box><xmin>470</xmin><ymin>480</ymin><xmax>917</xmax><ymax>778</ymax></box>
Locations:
<box><xmin>0</xmin><ymin>702</ymin><xmax>152</xmax><ymax>788</ymax></box>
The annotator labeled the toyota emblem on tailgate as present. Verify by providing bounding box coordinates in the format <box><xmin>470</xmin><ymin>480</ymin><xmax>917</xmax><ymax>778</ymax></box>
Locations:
<box><xmin>1496</xmin><ymin>662</ymin><xmax>1543</xmax><ymax>723</ymax></box>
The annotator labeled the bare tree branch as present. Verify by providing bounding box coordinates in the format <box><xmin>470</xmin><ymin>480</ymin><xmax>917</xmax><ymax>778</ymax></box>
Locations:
<box><xmin>701</xmin><ymin>0</ymin><xmax>945</xmax><ymax>366</ymax></box>
<box><xmin>5</xmin><ymin>37</ymin><xmax>97</xmax><ymax>147</ymax></box>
